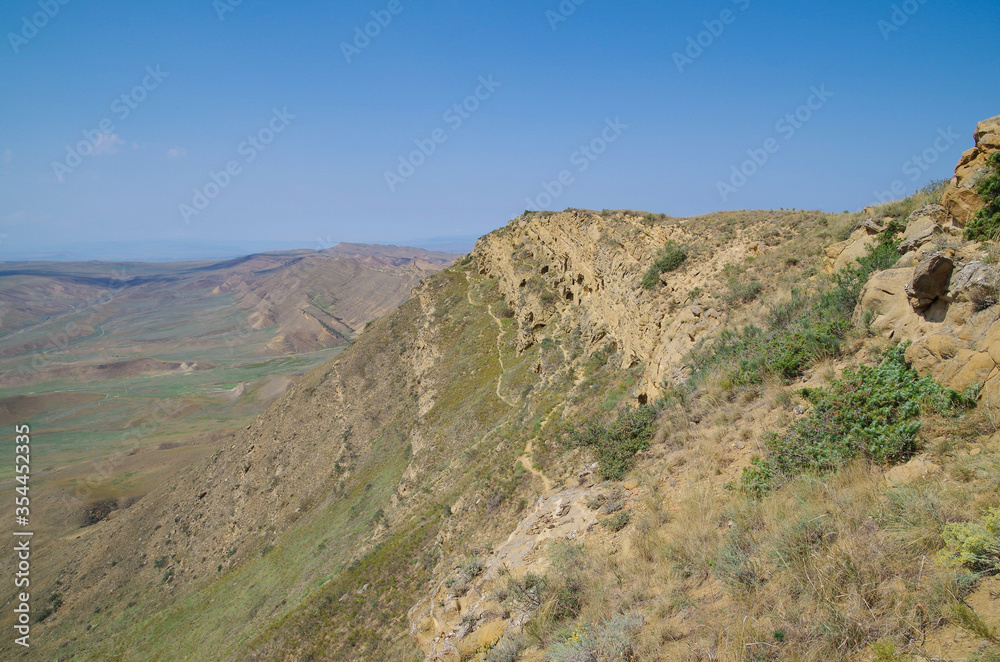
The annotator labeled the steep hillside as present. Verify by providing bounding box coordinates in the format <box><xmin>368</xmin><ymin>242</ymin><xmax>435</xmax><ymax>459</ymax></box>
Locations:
<box><xmin>6</xmin><ymin>115</ymin><xmax>1000</xmax><ymax>662</ymax></box>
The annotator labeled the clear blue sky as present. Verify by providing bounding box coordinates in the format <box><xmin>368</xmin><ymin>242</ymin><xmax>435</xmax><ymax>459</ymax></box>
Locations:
<box><xmin>1</xmin><ymin>0</ymin><xmax>998</xmax><ymax>259</ymax></box>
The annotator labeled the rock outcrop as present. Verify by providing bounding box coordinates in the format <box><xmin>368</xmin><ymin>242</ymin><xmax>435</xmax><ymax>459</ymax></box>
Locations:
<box><xmin>941</xmin><ymin>115</ymin><xmax>1000</xmax><ymax>225</ymax></box>
<box><xmin>857</xmin><ymin>207</ymin><xmax>1000</xmax><ymax>405</ymax></box>
<box><xmin>897</xmin><ymin>204</ymin><xmax>961</xmax><ymax>254</ymax></box>
<box><xmin>905</xmin><ymin>251</ymin><xmax>954</xmax><ymax>310</ymax></box>
<box><xmin>823</xmin><ymin>217</ymin><xmax>888</xmax><ymax>273</ymax></box>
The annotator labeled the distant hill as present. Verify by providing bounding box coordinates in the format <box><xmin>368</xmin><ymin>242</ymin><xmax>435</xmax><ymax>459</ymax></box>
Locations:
<box><xmin>0</xmin><ymin>243</ymin><xmax>458</xmax><ymax>352</ymax></box>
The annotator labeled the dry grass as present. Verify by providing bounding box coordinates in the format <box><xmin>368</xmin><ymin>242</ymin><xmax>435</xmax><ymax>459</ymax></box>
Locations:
<box><xmin>527</xmin><ymin>390</ymin><xmax>1000</xmax><ymax>661</ymax></box>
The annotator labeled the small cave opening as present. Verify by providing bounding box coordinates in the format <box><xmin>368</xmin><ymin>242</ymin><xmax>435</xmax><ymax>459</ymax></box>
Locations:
<box><xmin>637</xmin><ymin>393</ymin><xmax>648</xmax><ymax>406</ymax></box>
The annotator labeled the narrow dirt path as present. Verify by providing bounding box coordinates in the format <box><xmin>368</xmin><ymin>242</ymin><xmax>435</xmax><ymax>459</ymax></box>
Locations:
<box><xmin>518</xmin><ymin>439</ymin><xmax>554</xmax><ymax>493</ymax></box>
<box><xmin>485</xmin><ymin>303</ymin><xmax>515</xmax><ymax>407</ymax></box>
<box><xmin>464</xmin><ymin>272</ymin><xmax>556</xmax><ymax>492</ymax></box>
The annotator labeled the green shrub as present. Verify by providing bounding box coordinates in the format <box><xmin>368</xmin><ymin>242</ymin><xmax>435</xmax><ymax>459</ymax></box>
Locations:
<box><xmin>495</xmin><ymin>300</ymin><xmax>516</xmax><ymax>318</ymax></box>
<box><xmin>964</xmin><ymin>151</ymin><xmax>1000</xmax><ymax>241</ymax></box>
<box><xmin>940</xmin><ymin>508</ymin><xmax>1000</xmax><ymax>574</ymax></box>
<box><xmin>570</xmin><ymin>406</ymin><xmax>659</xmax><ymax>479</ymax></box>
<box><xmin>740</xmin><ymin>344</ymin><xmax>976</xmax><ymax>496</ymax></box>
<box><xmin>724</xmin><ymin>278</ymin><xmax>764</xmax><ymax>306</ymax></box>
<box><xmin>463</xmin><ymin>557</ymin><xmax>485</xmax><ymax>579</ymax></box>
<box><xmin>600</xmin><ymin>511</ymin><xmax>630</xmax><ymax>532</ymax></box>
<box><xmin>641</xmin><ymin>242</ymin><xmax>687</xmax><ymax>289</ymax></box>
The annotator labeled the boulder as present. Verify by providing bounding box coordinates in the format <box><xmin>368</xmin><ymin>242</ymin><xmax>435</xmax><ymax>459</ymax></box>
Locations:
<box><xmin>862</xmin><ymin>218</ymin><xmax>885</xmax><ymax>233</ymax></box>
<box><xmin>908</xmin><ymin>336</ymin><xmax>995</xmax><ymax>392</ymax></box>
<box><xmin>885</xmin><ymin>455</ymin><xmax>942</xmax><ymax>486</ymax></box>
<box><xmin>905</xmin><ymin>334</ymin><xmax>958</xmax><ymax>375</ymax></box>
<box><xmin>905</xmin><ymin>253</ymin><xmax>954</xmax><ymax>310</ymax></box>
<box><xmin>941</xmin><ymin>115</ymin><xmax>1000</xmax><ymax>225</ymax></box>
<box><xmin>855</xmin><ymin>267</ymin><xmax>921</xmax><ymax>337</ymax></box>
<box><xmin>981</xmin><ymin>320</ymin><xmax>1000</xmax><ymax>366</ymax></box>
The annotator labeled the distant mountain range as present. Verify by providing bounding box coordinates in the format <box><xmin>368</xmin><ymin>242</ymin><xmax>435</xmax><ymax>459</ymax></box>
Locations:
<box><xmin>0</xmin><ymin>237</ymin><xmax>476</xmax><ymax>262</ymax></box>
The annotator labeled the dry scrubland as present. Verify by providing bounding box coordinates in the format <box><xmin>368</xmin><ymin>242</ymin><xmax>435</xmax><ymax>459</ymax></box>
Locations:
<box><xmin>4</xmin><ymin>117</ymin><xmax>1000</xmax><ymax>662</ymax></box>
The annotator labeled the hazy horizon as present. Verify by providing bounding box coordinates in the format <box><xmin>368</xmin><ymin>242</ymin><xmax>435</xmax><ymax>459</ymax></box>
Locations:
<box><xmin>0</xmin><ymin>236</ymin><xmax>476</xmax><ymax>263</ymax></box>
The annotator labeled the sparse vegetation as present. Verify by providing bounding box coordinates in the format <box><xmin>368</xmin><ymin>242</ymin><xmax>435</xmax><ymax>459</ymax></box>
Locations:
<box><xmin>548</xmin><ymin>612</ymin><xmax>643</xmax><ymax>662</ymax></box>
<box><xmin>485</xmin><ymin>634</ymin><xmax>523</xmax><ymax>662</ymax></box>
<box><xmin>691</xmin><ymin>224</ymin><xmax>902</xmax><ymax>387</ymax></box>
<box><xmin>964</xmin><ymin>151</ymin><xmax>1000</xmax><ymax>241</ymax></box>
<box><xmin>601</xmin><ymin>511</ymin><xmax>630</xmax><ymax>532</ymax></box>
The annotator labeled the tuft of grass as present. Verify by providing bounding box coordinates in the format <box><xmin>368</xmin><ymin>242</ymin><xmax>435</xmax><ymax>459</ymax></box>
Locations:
<box><xmin>601</xmin><ymin>511</ymin><xmax>630</xmax><ymax>532</ymax></box>
<box><xmin>641</xmin><ymin>242</ymin><xmax>688</xmax><ymax>289</ymax></box>
<box><xmin>724</xmin><ymin>278</ymin><xmax>764</xmax><ymax>307</ymax></box>
<box><xmin>952</xmin><ymin>601</ymin><xmax>1000</xmax><ymax>644</ymax></box>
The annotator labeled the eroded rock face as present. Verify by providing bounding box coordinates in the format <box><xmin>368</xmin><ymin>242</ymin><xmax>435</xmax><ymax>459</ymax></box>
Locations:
<box><xmin>857</xmin><ymin>244</ymin><xmax>1000</xmax><ymax>406</ymax></box>
<box><xmin>473</xmin><ymin>211</ymin><xmax>736</xmax><ymax>398</ymax></box>
<box><xmin>905</xmin><ymin>252</ymin><xmax>955</xmax><ymax>310</ymax></box>
<box><xmin>897</xmin><ymin>204</ymin><xmax>961</xmax><ymax>254</ymax></box>
<box><xmin>950</xmin><ymin>261</ymin><xmax>1000</xmax><ymax>306</ymax></box>
<box><xmin>824</xmin><ymin>219</ymin><xmax>885</xmax><ymax>273</ymax></box>
<box><xmin>941</xmin><ymin>115</ymin><xmax>1000</xmax><ymax>225</ymax></box>
<box><xmin>409</xmin><ymin>483</ymin><xmax>611</xmax><ymax>661</ymax></box>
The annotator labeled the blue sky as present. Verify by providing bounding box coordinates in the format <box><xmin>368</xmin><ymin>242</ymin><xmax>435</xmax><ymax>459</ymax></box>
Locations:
<box><xmin>0</xmin><ymin>0</ymin><xmax>998</xmax><ymax>259</ymax></box>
